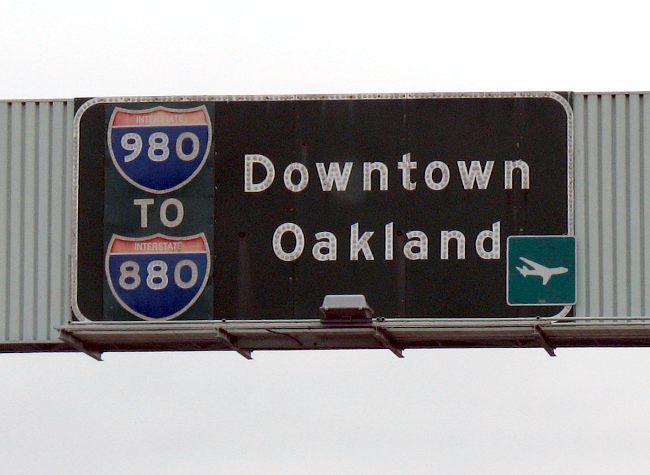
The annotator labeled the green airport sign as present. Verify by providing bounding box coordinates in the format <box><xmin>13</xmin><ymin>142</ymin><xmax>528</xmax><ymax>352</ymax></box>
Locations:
<box><xmin>507</xmin><ymin>236</ymin><xmax>576</xmax><ymax>306</ymax></box>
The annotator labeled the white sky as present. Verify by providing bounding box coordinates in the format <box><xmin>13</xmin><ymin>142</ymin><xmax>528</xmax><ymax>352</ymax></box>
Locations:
<box><xmin>1</xmin><ymin>1</ymin><xmax>650</xmax><ymax>473</ymax></box>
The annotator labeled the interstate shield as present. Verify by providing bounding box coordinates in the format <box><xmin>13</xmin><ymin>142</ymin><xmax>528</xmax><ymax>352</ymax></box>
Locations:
<box><xmin>108</xmin><ymin>106</ymin><xmax>212</xmax><ymax>193</ymax></box>
<box><xmin>105</xmin><ymin>233</ymin><xmax>211</xmax><ymax>320</ymax></box>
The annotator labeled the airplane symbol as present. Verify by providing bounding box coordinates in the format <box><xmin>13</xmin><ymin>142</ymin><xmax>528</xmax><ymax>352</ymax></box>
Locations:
<box><xmin>516</xmin><ymin>257</ymin><xmax>568</xmax><ymax>286</ymax></box>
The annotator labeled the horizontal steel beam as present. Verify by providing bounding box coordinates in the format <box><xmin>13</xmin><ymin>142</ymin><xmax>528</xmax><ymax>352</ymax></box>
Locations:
<box><xmin>12</xmin><ymin>319</ymin><xmax>646</xmax><ymax>358</ymax></box>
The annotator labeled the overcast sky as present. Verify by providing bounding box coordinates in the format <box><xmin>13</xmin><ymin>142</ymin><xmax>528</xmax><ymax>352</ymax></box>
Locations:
<box><xmin>1</xmin><ymin>1</ymin><xmax>650</xmax><ymax>473</ymax></box>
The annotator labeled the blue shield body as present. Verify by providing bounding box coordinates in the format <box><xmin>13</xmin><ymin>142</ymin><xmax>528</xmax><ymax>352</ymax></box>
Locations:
<box><xmin>108</xmin><ymin>106</ymin><xmax>212</xmax><ymax>193</ymax></box>
<box><xmin>105</xmin><ymin>233</ymin><xmax>211</xmax><ymax>320</ymax></box>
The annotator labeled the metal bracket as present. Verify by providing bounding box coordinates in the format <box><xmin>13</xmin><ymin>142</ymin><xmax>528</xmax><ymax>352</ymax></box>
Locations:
<box><xmin>217</xmin><ymin>328</ymin><xmax>253</xmax><ymax>360</ymax></box>
<box><xmin>59</xmin><ymin>330</ymin><xmax>103</xmax><ymax>361</ymax></box>
<box><xmin>374</xmin><ymin>327</ymin><xmax>404</xmax><ymax>358</ymax></box>
<box><xmin>534</xmin><ymin>325</ymin><xmax>556</xmax><ymax>357</ymax></box>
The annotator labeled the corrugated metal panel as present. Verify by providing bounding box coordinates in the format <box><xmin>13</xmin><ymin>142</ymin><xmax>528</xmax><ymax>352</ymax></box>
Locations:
<box><xmin>573</xmin><ymin>93</ymin><xmax>648</xmax><ymax>319</ymax></box>
<box><xmin>0</xmin><ymin>94</ymin><xmax>648</xmax><ymax>353</ymax></box>
<box><xmin>0</xmin><ymin>101</ymin><xmax>72</xmax><ymax>344</ymax></box>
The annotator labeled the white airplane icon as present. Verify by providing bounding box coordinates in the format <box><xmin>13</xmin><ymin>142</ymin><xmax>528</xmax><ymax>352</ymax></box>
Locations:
<box><xmin>516</xmin><ymin>257</ymin><xmax>568</xmax><ymax>285</ymax></box>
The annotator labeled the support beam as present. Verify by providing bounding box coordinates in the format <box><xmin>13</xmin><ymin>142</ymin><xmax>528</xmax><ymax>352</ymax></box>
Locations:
<box><xmin>534</xmin><ymin>325</ymin><xmax>556</xmax><ymax>357</ymax></box>
<box><xmin>58</xmin><ymin>330</ymin><xmax>103</xmax><ymax>361</ymax></box>
<box><xmin>217</xmin><ymin>328</ymin><xmax>253</xmax><ymax>360</ymax></box>
<box><xmin>374</xmin><ymin>327</ymin><xmax>404</xmax><ymax>358</ymax></box>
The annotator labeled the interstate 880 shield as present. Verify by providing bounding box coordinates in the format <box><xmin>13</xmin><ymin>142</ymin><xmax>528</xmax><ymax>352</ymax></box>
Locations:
<box><xmin>108</xmin><ymin>106</ymin><xmax>212</xmax><ymax>194</ymax></box>
<box><xmin>105</xmin><ymin>233</ymin><xmax>211</xmax><ymax>321</ymax></box>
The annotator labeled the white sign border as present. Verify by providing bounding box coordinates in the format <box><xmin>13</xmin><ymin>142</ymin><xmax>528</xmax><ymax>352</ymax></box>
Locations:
<box><xmin>71</xmin><ymin>92</ymin><xmax>574</xmax><ymax>322</ymax></box>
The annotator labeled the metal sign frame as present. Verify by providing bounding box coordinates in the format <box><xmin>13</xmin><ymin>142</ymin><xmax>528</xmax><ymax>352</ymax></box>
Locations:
<box><xmin>55</xmin><ymin>317</ymin><xmax>650</xmax><ymax>361</ymax></box>
<box><xmin>70</xmin><ymin>93</ymin><xmax>575</xmax><ymax>347</ymax></box>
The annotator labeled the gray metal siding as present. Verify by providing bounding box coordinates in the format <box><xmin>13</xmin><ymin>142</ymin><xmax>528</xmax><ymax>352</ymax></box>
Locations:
<box><xmin>573</xmin><ymin>93</ymin><xmax>649</xmax><ymax>318</ymax></box>
<box><xmin>0</xmin><ymin>94</ymin><xmax>648</xmax><ymax>349</ymax></box>
<box><xmin>0</xmin><ymin>101</ymin><xmax>72</xmax><ymax>343</ymax></box>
